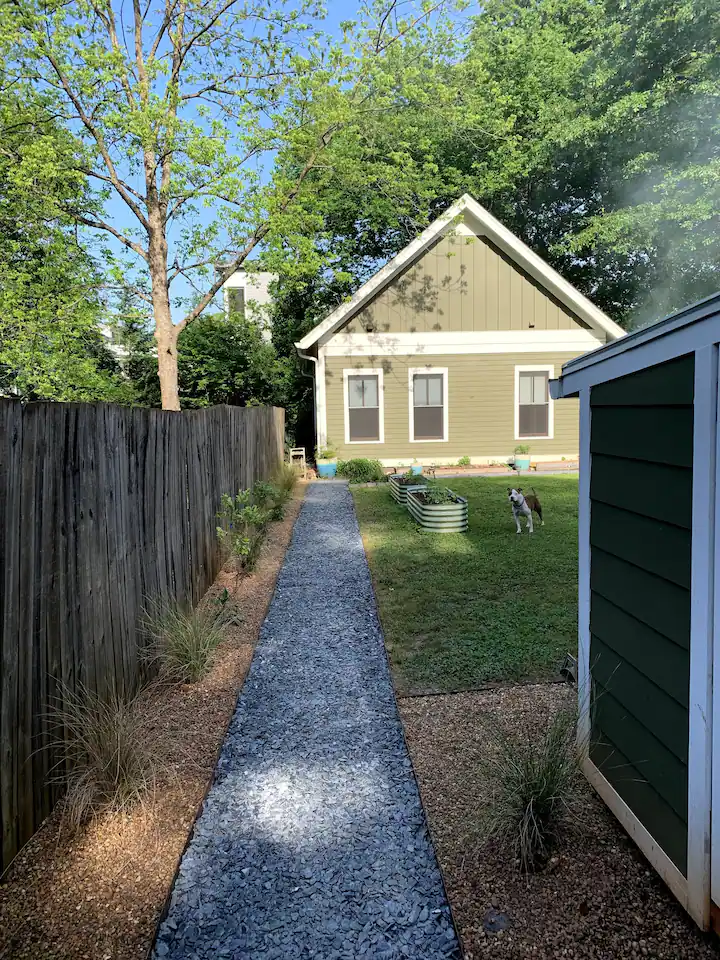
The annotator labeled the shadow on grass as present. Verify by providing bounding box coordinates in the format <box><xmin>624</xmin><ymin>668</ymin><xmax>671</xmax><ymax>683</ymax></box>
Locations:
<box><xmin>353</xmin><ymin>476</ymin><xmax>579</xmax><ymax>694</ymax></box>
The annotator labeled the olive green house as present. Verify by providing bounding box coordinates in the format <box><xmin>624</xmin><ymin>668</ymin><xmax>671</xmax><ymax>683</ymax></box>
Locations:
<box><xmin>551</xmin><ymin>292</ymin><xmax>720</xmax><ymax>931</ymax></box>
<box><xmin>295</xmin><ymin>195</ymin><xmax>625</xmax><ymax>465</ymax></box>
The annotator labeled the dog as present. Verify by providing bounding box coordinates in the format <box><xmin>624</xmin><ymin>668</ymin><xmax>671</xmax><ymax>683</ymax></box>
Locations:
<box><xmin>508</xmin><ymin>487</ymin><xmax>544</xmax><ymax>534</ymax></box>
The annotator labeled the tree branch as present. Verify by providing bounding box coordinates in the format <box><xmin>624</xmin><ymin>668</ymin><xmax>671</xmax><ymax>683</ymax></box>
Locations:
<box><xmin>74</xmin><ymin>213</ymin><xmax>149</xmax><ymax>261</ymax></box>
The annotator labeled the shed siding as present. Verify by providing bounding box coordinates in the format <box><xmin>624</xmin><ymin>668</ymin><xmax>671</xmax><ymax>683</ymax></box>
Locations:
<box><xmin>589</xmin><ymin>353</ymin><xmax>693</xmax><ymax>875</ymax></box>
<box><xmin>344</xmin><ymin>233</ymin><xmax>591</xmax><ymax>335</ymax></box>
<box><xmin>324</xmin><ymin>352</ymin><xmax>580</xmax><ymax>461</ymax></box>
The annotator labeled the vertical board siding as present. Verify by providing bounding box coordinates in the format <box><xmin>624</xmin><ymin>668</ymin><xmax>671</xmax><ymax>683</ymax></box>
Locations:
<box><xmin>0</xmin><ymin>401</ymin><xmax>284</xmax><ymax>872</ymax></box>
<box><xmin>589</xmin><ymin>353</ymin><xmax>694</xmax><ymax>875</ymax></box>
<box><xmin>344</xmin><ymin>232</ymin><xmax>587</xmax><ymax>334</ymax></box>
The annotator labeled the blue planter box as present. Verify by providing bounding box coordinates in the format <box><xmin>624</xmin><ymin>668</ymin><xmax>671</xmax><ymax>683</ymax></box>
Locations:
<box><xmin>409</xmin><ymin>465</ymin><xmax>423</xmax><ymax>475</ymax></box>
<box><xmin>514</xmin><ymin>457</ymin><xmax>531</xmax><ymax>471</ymax></box>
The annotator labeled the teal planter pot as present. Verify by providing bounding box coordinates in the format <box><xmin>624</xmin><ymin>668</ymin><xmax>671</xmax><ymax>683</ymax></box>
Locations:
<box><xmin>316</xmin><ymin>460</ymin><xmax>337</xmax><ymax>478</ymax></box>
<box><xmin>409</xmin><ymin>465</ymin><xmax>423</xmax><ymax>475</ymax></box>
<box><xmin>514</xmin><ymin>457</ymin><xmax>531</xmax><ymax>471</ymax></box>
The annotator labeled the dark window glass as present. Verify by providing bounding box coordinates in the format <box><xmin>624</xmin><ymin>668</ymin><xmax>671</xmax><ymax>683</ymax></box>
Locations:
<box><xmin>413</xmin><ymin>374</ymin><xmax>444</xmax><ymax>440</ymax></box>
<box><xmin>518</xmin><ymin>371</ymin><xmax>549</xmax><ymax>437</ymax></box>
<box><xmin>348</xmin><ymin>375</ymin><xmax>380</xmax><ymax>441</ymax></box>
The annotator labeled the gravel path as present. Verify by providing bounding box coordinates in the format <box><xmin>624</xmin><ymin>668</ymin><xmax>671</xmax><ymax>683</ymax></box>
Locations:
<box><xmin>154</xmin><ymin>483</ymin><xmax>459</xmax><ymax>960</ymax></box>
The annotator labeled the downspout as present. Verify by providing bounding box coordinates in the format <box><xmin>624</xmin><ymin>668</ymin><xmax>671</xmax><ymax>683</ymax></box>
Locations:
<box><xmin>295</xmin><ymin>343</ymin><xmax>320</xmax><ymax>451</ymax></box>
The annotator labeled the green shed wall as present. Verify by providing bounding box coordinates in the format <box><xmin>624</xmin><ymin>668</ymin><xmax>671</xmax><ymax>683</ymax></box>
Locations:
<box><xmin>589</xmin><ymin>353</ymin><xmax>694</xmax><ymax>875</ymax></box>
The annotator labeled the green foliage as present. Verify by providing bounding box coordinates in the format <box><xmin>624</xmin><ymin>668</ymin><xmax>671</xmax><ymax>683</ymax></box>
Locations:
<box><xmin>514</xmin><ymin>445</ymin><xmax>531</xmax><ymax>456</ymax></box>
<box><xmin>141</xmin><ymin>598</ymin><xmax>230</xmax><ymax>684</ymax></box>
<box><xmin>48</xmin><ymin>684</ymin><xmax>154</xmax><ymax>829</ymax></box>
<box><xmin>274</xmin><ymin>462</ymin><xmax>299</xmax><ymax>498</ymax></box>
<box><xmin>216</xmin><ymin>490</ymin><xmax>269</xmax><ymax>574</ymax></box>
<box><xmin>352</xmin><ymin>477</ymin><xmax>579</xmax><ymax>693</ymax></box>
<box><xmin>337</xmin><ymin>458</ymin><xmax>387</xmax><ymax>483</ymax></box>
<box><xmin>394</xmin><ymin>471</ymin><xmax>427</xmax><ymax>486</ymax></box>
<box><xmin>457</xmin><ymin>456</ymin><xmax>471</xmax><ymax>466</ymax></box>
<box><xmin>479</xmin><ymin>709</ymin><xmax>581</xmax><ymax>872</ymax></box>
<box><xmin>0</xmin><ymin>98</ymin><xmax>131</xmax><ymax>402</ymax></box>
<box><xmin>419</xmin><ymin>485</ymin><xmax>457</xmax><ymax>505</ymax></box>
<box><xmin>316</xmin><ymin>442</ymin><xmax>337</xmax><ymax>460</ymax></box>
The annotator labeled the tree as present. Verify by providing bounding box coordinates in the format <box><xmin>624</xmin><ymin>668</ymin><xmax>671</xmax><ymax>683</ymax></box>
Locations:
<box><xmin>7</xmin><ymin>0</ymin><xmax>463</xmax><ymax>409</ymax></box>
<box><xmin>0</xmin><ymin>95</ymin><xmax>131</xmax><ymax>401</ymax></box>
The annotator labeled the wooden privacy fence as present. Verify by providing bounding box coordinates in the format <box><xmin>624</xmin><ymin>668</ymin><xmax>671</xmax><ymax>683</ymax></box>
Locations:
<box><xmin>0</xmin><ymin>401</ymin><xmax>284</xmax><ymax>871</ymax></box>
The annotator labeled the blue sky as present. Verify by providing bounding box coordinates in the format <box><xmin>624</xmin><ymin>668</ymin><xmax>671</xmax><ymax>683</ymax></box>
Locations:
<box><xmin>98</xmin><ymin>0</ymin><xmax>388</xmax><ymax>323</ymax></box>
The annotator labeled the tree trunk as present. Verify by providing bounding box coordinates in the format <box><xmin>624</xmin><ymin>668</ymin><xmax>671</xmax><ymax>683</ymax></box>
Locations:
<box><xmin>148</xmin><ymin>228</ymin><xmax>180</xmax><ymax>410</ymax></box>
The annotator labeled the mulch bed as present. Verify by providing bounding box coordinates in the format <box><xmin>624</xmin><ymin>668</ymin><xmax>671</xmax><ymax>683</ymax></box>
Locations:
<box><xmin>0</xmin><ymin>486</ymin><xmax>305</xmax><ymax>960</ymax></box>
<box><xmin>399</xmin><ymin>684</ymin><xmax>719</xmax><ymax>960</ymax></box>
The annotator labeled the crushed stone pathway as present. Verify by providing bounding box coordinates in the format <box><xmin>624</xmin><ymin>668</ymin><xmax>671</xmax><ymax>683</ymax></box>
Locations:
<box><xmin>154</xmin><ymin>482</ymin><xmax>460</xmax><ymax>960</ymax></box>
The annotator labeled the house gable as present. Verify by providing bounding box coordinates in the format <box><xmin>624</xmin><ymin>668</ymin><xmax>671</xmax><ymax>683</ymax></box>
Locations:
<box><xmin>341</xmin><ymin>230</ymin><xmax>590</xmax><ymax>337</ymax></box>
<box><xmin>296</xmin><ymin>194</ymin><xmax>625</xmax><ymax>354</ymax></box>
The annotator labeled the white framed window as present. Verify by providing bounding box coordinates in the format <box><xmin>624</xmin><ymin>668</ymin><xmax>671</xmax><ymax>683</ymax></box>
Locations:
<box><xmin>515</xmin><ymin>365</ymin><xmax>554</xmax><ymax>440</ymax></box>
<box><xmin>408</xmin><ymin>367</ymin><xmax>449</xmax><ymax>442</ymax></box>
<box><xmin>343</xmin><ymin>368</ymin><xmax>384</xmax><ymax>444</ymax></box>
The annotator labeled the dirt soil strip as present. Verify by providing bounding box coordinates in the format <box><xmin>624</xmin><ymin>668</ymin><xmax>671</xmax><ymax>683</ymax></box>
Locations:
<box><xmin>0</xmin><ymin>486</ymin><xmax>306</xmax><ymax>960</ymax></box>
<box><xmin>399</xmin><ymin>684</ymin><xmax>720</xmax><ymax>960</ymax></box>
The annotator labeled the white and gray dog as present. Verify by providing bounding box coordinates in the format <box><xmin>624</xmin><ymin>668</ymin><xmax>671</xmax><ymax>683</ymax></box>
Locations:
<box><xmin>507</xmin><ymin>487</ymin><xmax>544</xmax><ymax>534</ymax></box>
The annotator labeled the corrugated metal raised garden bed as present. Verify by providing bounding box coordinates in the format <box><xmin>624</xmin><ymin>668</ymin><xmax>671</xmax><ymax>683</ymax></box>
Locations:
<box><xmin>407</xmin><ymin>489</ymin><xmax>468</xmax><ymax>532</ymax></box>
<box><xmin>389</xmin><ymin>473</ymin><xmax>428</xmax><ymax>505</ymax></box>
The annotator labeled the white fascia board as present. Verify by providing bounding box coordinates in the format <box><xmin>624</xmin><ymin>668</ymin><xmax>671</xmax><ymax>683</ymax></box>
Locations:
<box><xmin>297</xmin><ymin>193</ymin><xmax>623</xmax><ymax>352</ymax></box>
<box><xmin>324</xmin><ymin>329</ymin><xmax>602</xmax><ymax>357</ymax></box>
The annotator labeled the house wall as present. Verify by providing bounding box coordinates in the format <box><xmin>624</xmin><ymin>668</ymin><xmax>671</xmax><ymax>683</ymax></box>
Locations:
<box><xmin>343</xmin><ymin>232</ymin><xmax>592</xmax><ymax>335</ymax></box>
<box><xmin>588</xmin><ymin>353</ymin><xmax>694</xmax><ymax>874</ymax></box>
<box><xmin>324</xmin><ymin>351</ymin><xmax>581</xmax><ymax>463</ymax></box>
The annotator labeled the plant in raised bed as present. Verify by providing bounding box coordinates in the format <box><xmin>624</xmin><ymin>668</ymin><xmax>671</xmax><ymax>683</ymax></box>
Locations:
<box><xmin>407</xmin><ymin>483</ymin><xmax>468</xmax><ymax>531</ymax></box>
<box><xmin>388</xmin><ymin>469</ymin><xmax>428</xmax><ymax>505</ymax></box>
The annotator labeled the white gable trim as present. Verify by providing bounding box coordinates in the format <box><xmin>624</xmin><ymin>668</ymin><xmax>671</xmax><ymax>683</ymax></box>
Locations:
<box><xmin>295</xmin><ymin>194</ymin><xmax>625</xmax><ymax>352</ymax></box>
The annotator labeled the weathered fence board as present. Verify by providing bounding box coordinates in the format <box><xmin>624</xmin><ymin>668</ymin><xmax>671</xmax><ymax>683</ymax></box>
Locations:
<box><xmin>0</xmin><ymin>401</ymin><xmax>284</xmax><ymax>871</ymax></box>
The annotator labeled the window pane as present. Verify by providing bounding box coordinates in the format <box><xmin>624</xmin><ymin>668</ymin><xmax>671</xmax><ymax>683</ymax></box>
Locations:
<box><xmin>348</xmin><ymin>377</ymin><xmax>365</xmax><ymax>408</ymax></box>
<box><xmin>426</xmin><ymin>375</ymin><xmax>443</xmax><ymax>407</ymax></box>
<box><xmin>349</xmin><ymin>408</ymin><xmax>380</xmax><ymax>441</ymax></box>
<box><xmin>519</xmin><ymin>372</ymin><xmax>534</xmax><ymax>405</ymax></box>
<box><xmin>414</xmin><ymin>407</ymin><xmax>444</xmax><ymax>440</ymax></box>
<box><xmin>533</xmin><ymin>373</ymin><xmax>548</xmax><ymax>404</ymax></box>
<box><xmin>413</xmin><ymin>375</ymin><xmax>428</xmax><ymax>407</ymax></box>
<box><xmin>363</xmin><ymin>376</ymin><xmax>378</xmax><ymax>408</ymax></box>
<box><xmin>519</xmin><ymin>403</ymin><xmax>548</xmax><ymax>437</ymax></box>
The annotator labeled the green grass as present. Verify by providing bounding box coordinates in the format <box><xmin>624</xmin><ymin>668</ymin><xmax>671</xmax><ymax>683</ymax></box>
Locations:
<box><xmin>352</xmin><ymin>476</ymin><xmax>578</xmax><ymax>694</ymax></box>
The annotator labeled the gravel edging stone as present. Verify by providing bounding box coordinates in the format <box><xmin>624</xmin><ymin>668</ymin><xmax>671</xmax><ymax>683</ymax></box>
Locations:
<box><xmin>154</xmin><ymin>482</ymin><xmax>460</xmax><ymax>960</ymax></box>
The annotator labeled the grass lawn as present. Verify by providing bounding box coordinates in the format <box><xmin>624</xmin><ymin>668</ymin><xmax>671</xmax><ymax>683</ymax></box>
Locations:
<box><xmin>353</xmin><ymin>476</ymin><xmax>578</xmax><ymax>694</ymax></box>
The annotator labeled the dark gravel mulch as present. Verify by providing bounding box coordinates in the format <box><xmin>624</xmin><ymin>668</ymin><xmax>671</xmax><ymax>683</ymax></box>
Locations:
<box><xmin>399</xmin><ymin>684</ymin><xmax>720</xmax><ymax>960</ymax></box>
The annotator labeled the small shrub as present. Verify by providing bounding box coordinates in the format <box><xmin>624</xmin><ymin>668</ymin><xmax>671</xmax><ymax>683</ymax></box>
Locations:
<box><xmin>337</xmin><ymin>458</ymin><xmax>387</xmax><ymax>483</ymax></box>
<box><xmin>217</xmin><ymin>490</ymin><xmax>269</xmax><ymax>573</ymax></box>
<box><xmin>141</xmin><ymin>597</ymin><xmax>229</xmax><ymax>683</ymax></box>
<box><xmin>479</xmin><ymin>709</ymin><xmax>581</xmax><ymax>872</ymax></box>
<box><xmin>514</xmin><ymin>444</ymin><xmax>530</xmax><ymax>456</ymax></box>
<box><xmin>458</xmin><ymin>456</ymin><xmax>471</xmax><ymax>466</ymax></box>
<box><xmin>48</xmin><ymin>684</ymin><xmax>154</xmax><ymax>830</ymax></box>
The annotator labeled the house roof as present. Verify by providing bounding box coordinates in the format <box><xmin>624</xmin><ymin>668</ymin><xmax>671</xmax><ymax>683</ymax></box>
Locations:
<box><xmin>551</xmin><ymin>291</ymin><xmax>720</xmax><ymax>398</ymax></box>
<box><xmin>295</xmin><ymin>194</ymin><xmax>626</xmax><ymax>353</ymax></box>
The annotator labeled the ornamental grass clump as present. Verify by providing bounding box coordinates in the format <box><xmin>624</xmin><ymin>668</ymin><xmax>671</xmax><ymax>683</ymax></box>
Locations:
<box><xmin>48</xmin><ymin>683</ymin><xmax>155</xmax><ymax>830</ymax></box>
<box><xmin>141</xmin><ymin>597</ymin><xmax>229</xmax><ymax>683</ymax></box>
<box><xmin>480</xmin><ymin>709</ymin><xmax>581</xmax><ymax>872</ymax></box>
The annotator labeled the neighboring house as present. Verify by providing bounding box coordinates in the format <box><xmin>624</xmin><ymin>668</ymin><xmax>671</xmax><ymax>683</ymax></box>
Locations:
<box><xmin>221</xmin><ymin>269</ymin><xmax>276</xmax><ymax>342</ymax></box>
<box><xmin>295</xmin><ymin>194</ymin><xmax>625</xmax><ymax>465</ymax></box>
<box><xmin>551</xmin><ymin>292</ymin><xmax>720</xmax><ymax>933</ymax></box>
